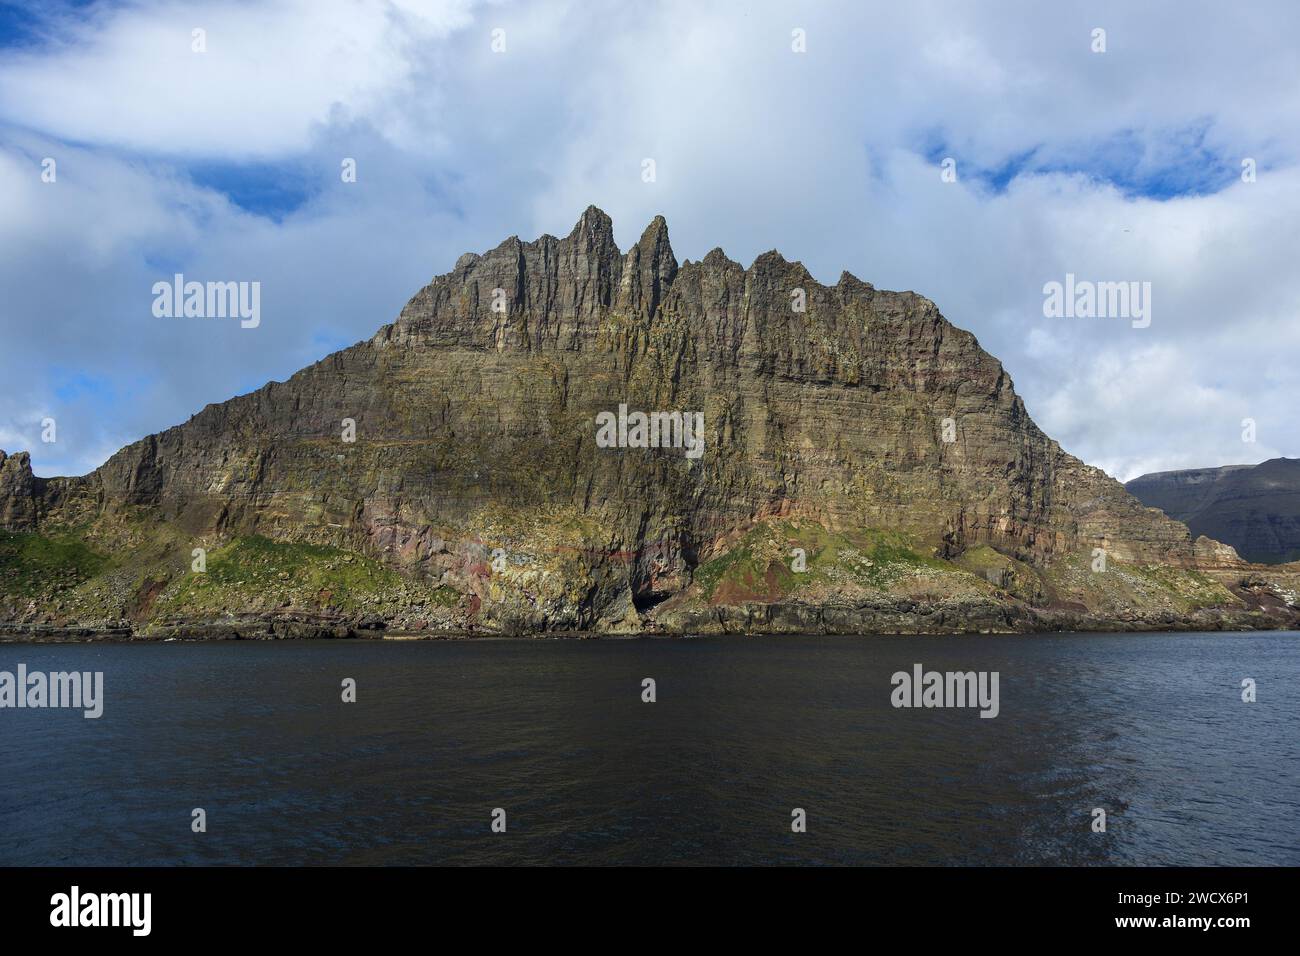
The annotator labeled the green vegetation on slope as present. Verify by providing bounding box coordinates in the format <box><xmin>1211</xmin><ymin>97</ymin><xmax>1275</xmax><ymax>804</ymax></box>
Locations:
<box><xmin>155</xmin><ymin>535</ymin><xmax>403</xmax><ymax>615</ymax></box>
<box><xmin>691</xmin><ymin>520</ymin><xmax>963</xmax><ymax>604</ymax></box>
<box><xmin>0</xmin><ymin>531</ymin><xmax>109</xmax><ymax>598</ymax></box>
<box><xmin>1040</xmin><ymin>550</ymin><xmax>1239</xmax><ymax>614</ymax></box>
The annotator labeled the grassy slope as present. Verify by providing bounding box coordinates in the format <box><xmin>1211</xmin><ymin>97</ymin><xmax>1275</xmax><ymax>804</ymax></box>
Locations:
<box><xmin>0</xmin><ymin>512</ymin><xmax>1267</xmax><ymax>631</ymax></box>
<box><xmin>0</xmin><ymin>531</ymin><xmax>109</xmax><ymax>598</ymax></box>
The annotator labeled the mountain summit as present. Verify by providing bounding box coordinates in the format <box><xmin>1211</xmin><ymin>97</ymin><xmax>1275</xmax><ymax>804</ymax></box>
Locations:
<box><xmin>2</xmin><ymin>209</ymin><xmax>1296</xmax><ymax>636</ymax></box>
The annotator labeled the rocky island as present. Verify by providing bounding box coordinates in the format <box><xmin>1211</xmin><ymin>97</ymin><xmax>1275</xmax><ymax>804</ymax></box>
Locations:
<box><xmin>2</xmin><ymin>207</ymin><xmax>1297</xmax><ymax>639</ymax></box>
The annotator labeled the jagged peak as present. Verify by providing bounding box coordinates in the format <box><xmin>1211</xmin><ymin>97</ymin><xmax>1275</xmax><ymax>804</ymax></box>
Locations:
<box><xmin>837</xmin><ymin>270</ymin><xmax>873</xmax><ymax>291</ymax></box>
<box><xmin>751</xmin><ymin>249</ymin><xmax>787</xmax><ymax>268</ymax></box>
<box><xmin>567</xmin><ymin>204</ymin><xmax>616</xmax><ymax>250</ymax></box>
<box><xmin>630</xmin><ymin>213</ymin><xmax>676</xmax><ymax>272</ymax></box>
<box><xmin>485</xmin><ymin>234</ymin><xmax>524</xmax><ymax>258</ymax></box>
<box><xmin>426</xmin><ymin>208</ymin><xmax>923</xmax><ymax>323</ymax></box>
<box><xmin>634</xmin><ymin>214</ymin><xmax>671</xmax><ymax>254</ymax></box>
<box><xmin>638</xmin><ymin>213</ymin><xmax>667</xmax><ymax>235</ymax></box>
<box><xmin>751</xmin><ymin>250</ymin><xmax>817</xmax><ymax>286</ymax></box>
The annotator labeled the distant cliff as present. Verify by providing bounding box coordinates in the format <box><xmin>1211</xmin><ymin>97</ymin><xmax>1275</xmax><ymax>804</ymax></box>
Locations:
<box><xmin>1127</xmin><ymin>458</ymin><xmax>1300</xmax><ymax>564</ymax></box>
<box><xmin>1</xmin><ymin>208</ymin><xmax>1296</xmax><ymax>638</ymax></box>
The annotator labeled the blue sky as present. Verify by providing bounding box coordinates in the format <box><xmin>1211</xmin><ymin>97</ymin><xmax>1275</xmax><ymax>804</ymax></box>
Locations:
<box><xmin>1</xmin><ymin>0</ymin><xmax>1298</xmax><ymax>481</ymax></box>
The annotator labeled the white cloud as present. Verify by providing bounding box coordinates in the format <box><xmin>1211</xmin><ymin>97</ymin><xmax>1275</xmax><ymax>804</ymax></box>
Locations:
<box><xmin>0</xmin><ymin>0</ymin><xmax>1297</xmax><ymax>482</ymax></box>
<box><xmin>0</xmin><ymin>0</ymin><xmax>479</xmax><ymax>159</ymax></box>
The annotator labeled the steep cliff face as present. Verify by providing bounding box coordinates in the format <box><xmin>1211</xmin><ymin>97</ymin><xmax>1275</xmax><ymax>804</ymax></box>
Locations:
<box><xmin>2</xmin><ymin>208</ymin><xmax>1293</xmax><ymax>636</ymax></box>
<box><xmin>1128</xmin><ymin>458</ymin><xmax>1300</xmax><ymax>564</ymax></box>
<box><xmin>0</xmin><ymin>451</ymin><xmax>39</xmax><ymax>530</ymax></box>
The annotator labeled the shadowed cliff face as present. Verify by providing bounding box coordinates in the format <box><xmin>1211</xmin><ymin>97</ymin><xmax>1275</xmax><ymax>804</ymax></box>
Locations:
<box><xmin>6</xmin><ymin>207</ymin><xmax>1291</xmax><ymax>636</ymax></box>
<box><xmin>1127</xmin><ymin>458</ymin><xmax>1300</xmax><ymax>564</ymax></box>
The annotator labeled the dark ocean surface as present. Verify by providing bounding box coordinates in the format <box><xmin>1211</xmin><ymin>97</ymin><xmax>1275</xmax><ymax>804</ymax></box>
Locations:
<box><xmin>1</xmin><ymin>633</ymin><xmax>1296</xmax><ymax>865</ymax></box>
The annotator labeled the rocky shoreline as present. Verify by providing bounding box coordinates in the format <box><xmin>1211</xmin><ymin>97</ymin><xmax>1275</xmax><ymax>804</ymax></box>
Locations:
<box><xmin>3</xmin><ymin>597</ymin><xmax>1294</xmax><ymax>643</ymax></box>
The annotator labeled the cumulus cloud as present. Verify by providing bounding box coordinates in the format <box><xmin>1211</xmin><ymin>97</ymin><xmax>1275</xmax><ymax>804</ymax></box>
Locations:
<box><xmin>0</xmin><ymin>0</ymin><xmax>1296</xmax><ymax>481</ymax></box>
<box><xmin>0</xmin><ymin>0</ymin><xmax>480</xmax><ymax>158</ymax></box>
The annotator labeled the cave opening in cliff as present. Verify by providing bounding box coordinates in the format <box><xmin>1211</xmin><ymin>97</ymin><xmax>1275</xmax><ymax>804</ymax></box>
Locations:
<box><xmin>632</xmin><ymin>589</ymin><xmax>673</xmax><ymax>613</ymax></box>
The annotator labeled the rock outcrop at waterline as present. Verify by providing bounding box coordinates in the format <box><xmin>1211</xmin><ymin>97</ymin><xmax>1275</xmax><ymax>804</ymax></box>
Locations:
<box><xmin>2</xmin><ymin>207</ymin><xmax>1297</xmax><ymax>638</ymax></box>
